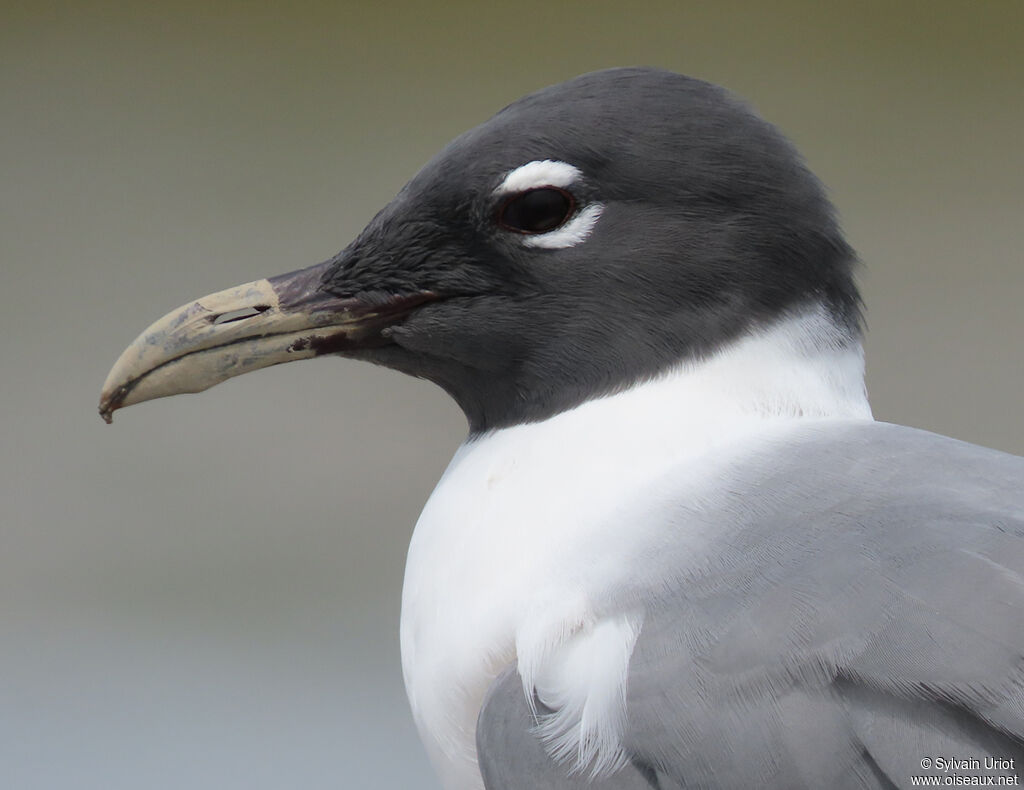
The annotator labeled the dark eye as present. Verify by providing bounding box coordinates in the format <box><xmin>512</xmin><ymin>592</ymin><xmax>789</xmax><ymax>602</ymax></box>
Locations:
<box><xmin>497</xmin><ymin>187</ymin><xmax>575</xmax><ymax>234</ymax></box>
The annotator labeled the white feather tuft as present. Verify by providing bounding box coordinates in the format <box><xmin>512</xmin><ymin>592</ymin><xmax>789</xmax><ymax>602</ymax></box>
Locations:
<box><xmin>528</xmin><ymin>612</ymin><xmax>643</xmax><ymax>777</ymax></box>
<box><xmin>514</xmin><ymin>596</ymin><xmax>590</xmax><ymax>718</ymax></box>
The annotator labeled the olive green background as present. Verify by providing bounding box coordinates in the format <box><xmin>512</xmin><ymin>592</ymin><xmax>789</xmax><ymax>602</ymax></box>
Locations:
<box><xmin>2</xmin><ymin>2</ymin><xmax>1022</xmax><ymax>788</ymax></box>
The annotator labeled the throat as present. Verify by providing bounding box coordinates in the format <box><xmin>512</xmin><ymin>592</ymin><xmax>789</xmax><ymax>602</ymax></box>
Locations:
<box><xmin>400</xmin><ymin>307</ymin><xmax>871</xmax><ymax>789</ymax></box>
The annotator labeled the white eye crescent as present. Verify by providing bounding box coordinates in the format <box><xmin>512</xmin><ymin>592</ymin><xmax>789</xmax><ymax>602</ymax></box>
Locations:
<box><xmin>495</xmin><ymin>160</ymin><xmax>583</xmax><ymax>195</ymax></box>
<box><xmin>495</xmin><ymin>160</ymin><xmax>604</xmax><ymax>249</ymax></box>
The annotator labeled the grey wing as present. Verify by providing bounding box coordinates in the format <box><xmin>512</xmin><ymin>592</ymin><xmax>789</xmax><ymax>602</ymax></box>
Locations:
<box><xmin>626</xmin><ymin>422</ymin><xmax>1024</xmax><ymax>788</ymax></box>
<box><xmin>477</xmin><ymin>422</ymin><xmax>1024</xmax><ymax>789</ymax></box>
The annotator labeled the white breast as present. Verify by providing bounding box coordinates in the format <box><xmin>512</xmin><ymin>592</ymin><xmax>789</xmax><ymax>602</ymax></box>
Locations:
<box><xmin>398</xmin><ymin>308</ymin><xmax>872</xmax><ymax>790</ymax></box>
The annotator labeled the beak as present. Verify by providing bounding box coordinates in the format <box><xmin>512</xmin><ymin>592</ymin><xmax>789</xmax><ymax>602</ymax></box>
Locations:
<box><xmin>98</xmin><ymin>261</ymin><xmax>436</xmax><ymax>423</ymax></box>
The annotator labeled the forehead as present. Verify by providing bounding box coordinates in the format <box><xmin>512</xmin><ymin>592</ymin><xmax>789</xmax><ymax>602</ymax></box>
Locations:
<box><xmin>402</xmin><ymin>68</ymin><xmax>772</xmax><ymax>208</ymax></box>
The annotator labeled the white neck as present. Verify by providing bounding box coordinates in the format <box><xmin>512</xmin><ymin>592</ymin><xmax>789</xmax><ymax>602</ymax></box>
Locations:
<box><xmin>400</xmin><ymin>307</ymin><xmax>871</xmax><ymax>790</ymax></box>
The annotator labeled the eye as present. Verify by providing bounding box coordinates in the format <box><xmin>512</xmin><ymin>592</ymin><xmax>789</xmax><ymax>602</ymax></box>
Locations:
<box><xmin>497</xmin><ymin>187</ymin><xmax>575</xmax><ymax>234</ymax></box>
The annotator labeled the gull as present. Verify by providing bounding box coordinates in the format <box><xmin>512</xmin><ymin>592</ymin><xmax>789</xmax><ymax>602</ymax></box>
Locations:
<box><xmin>99</xmin><ymin>68</ymin><xmax>1024</xmax><ymax>789</ymax></box>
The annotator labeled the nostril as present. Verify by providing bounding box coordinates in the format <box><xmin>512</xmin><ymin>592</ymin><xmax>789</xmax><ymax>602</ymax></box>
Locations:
<box><xmin>211</xmin><ymin>305</ymin><xmax>271</xmax><ymax>325</ymax></box>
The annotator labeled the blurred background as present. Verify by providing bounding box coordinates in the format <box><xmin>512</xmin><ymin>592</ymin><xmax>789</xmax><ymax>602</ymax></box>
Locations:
<box><xmin>3</xmin><ymin>2</ymin><xmax>1022</xmax><ymax>788</ymax></box>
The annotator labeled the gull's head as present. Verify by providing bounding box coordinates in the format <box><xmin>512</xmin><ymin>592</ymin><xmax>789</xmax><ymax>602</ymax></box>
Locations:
<box><xmin>100</xmin><ymin>67</ymin><xmax>860</xmax><ymax>433</ymax></box>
